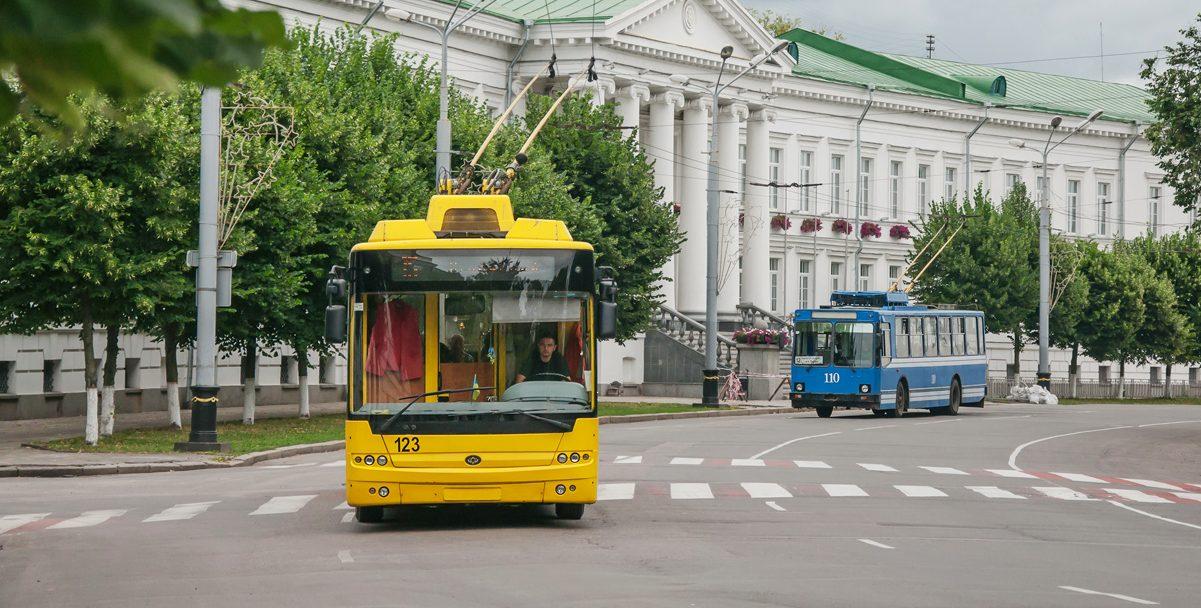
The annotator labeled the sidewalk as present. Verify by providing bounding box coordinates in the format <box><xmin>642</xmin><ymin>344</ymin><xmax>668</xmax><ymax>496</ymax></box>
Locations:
<box><xmin>0</xmin><ymin>397</ymin><xmax>790</xmax><ymax>474</ymax></box>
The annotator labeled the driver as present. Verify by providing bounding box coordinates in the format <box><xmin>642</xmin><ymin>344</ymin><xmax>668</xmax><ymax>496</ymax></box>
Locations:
<box><xmin>515</xmin><ymin>334</ymin><xmax>570</xmax><ymax>383</ymax></box>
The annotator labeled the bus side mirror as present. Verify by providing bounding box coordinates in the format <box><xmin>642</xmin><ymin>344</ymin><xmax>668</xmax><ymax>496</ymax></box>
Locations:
<box><xmin>325</xmin><ymin>305</ymin><xmax>347</xmax><ymax>344</ymax></box>
<box><xmin>597</xmin><ymin>301</ymin><xmax>617</xmax><ymax>340</ymax></box>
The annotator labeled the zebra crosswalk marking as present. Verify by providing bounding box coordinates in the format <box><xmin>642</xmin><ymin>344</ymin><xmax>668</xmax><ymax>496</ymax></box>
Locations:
<box><xmin>823</xmin><ymin>484</ymin><xmax>868</xmax><ymax>497</ymax></box>
<box><xmin>670</xmin><ymin>483</ymin><xmax>714</xmax><ymax>500</ymax></box>
<box><xmin>597</xmin><ymin>483</ymin><xmax>636</xmax><ymax>501</ymax></box>
<box><xmin>895</xmin><ymin>485</ymin><xmax>947</xmax><ymax>498</ymax></box>
<box><xmin>250</xmin><ymin>495</ymin><xmax>317</xmax><ymax>515</ymax></box>
<box><xmin>1052</xmin><ymin>472</ymin><xmax>1106</xmax><ymax>483</ymax></box>
<box><xmin>987</xmin><ymin>469</ymin><xmax>1038</xmax><ymax>479</ymax></box>
<box><xmin>0</xmin><ymin>513</ymin><xmax>49</xmax><ymax>534</ymax></box>
<box><xmin>966</xmin><ymin>486</ymin><xmax>1026</xmax><ymax>499</ymax></box>
<box><xmin>144</xmin><ymin>502</ymin><xmax>219</xmax><ymax>523</ymax></box>
<box><xmin>1122</xmin><ymin>478</ymin><xmax>1184</xmax><ymax>491</ymax></box>
<box><xmin>670</xmin><ymin>457</ymin><xmax>704</xmax><ymax>465</ymax></box>
<box><xmin>48</xmin><ymin>509</ymin><xmax>127</xmax><ymax>529</ymax></box>
<box><xmin>741</xmin><ymin>483</ymin><xmax>792</xmax><ymax>499</ymax></box>
<box><xmin>1033</xmin><ymin>487</ymin><xmax>1095</xmax><ymax>501</ymax></box>
<box><xmin>858</xmin><ymin>463</ymin><xmax>898</xmax><ymax>472</ymax></box>
<box><xmin>1105</xmin><ymin>489</ymin><xmax>1172</xmax><ymax>504</ymax></box>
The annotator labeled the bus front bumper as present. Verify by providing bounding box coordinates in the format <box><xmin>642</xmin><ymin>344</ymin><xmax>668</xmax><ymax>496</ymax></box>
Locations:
<box><xmin>346</xmin><ymin>462</ymin><xmax>597</xmax><ymax>507</ymax></box>
<box><xmin>790</xmin><ymin>393</ymin><xmax>880</xmax><ymax>409</ymax></box>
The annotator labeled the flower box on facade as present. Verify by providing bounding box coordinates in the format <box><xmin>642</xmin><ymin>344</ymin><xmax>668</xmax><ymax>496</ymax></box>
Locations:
<box><xmin>800</xmin><ymin>217</ymin><xmax>822</xmax><ymax>233</ymax></box>
<box><xmin>890</xmin><ymin>224</ymin><xmax>911</xmax><ymax>239</ymax></box>
<box><xmin>831</xmin><ymin>219</ymin><xmax>853</xmax><ymax>235</ymax></box>
<box><xmin>732</xmin><ymin>327</ymin><xmax>791</xmax><ymax>348</ymax></box>
<box><xmin>770</xmin><ymin>214</ymin><xmax>792</xmax><ymax>231</ymax></box>
<box><xmin>860</xmin><ymin>222</ymin><xmax>882</xmax><ymax>239</ymax></box>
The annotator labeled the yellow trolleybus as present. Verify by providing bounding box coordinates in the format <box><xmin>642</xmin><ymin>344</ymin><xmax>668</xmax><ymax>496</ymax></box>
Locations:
<box><xmin>324</xmin><ymin>194</ymin><xmax>617</xmax><ymax>523</ymax></box>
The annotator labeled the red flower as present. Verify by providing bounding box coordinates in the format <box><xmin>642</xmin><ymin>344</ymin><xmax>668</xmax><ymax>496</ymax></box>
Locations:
<box><xmin>800</xmin><ymin>218</ymin><xmax>823</xmax><ymax>233</ymax></box>
<box><xmin>890</xmin><ymin>224</ymin><xmax>911</xmax><ymax>239</ymax></box>
<box><xmin>831</xmin><ymin>219</ymin><xmax>854</xmax><ymax>235</ymax></box>
<box><xmin>860</xmin><ymin>222</ymin><xmax>882</xmax><ymax>239</ymax></box>
<box><xmin>770</xmin><ymin>214</ymin><xmax>792</xmax><ymax>231</ymax></box>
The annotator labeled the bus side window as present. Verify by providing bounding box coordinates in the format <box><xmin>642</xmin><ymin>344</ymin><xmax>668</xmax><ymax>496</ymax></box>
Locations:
<box><xmin>936</xmin><ymin>317</ymin><xmax>950</xmax><ymax>356</ymax></box>
<box><xmin>952</xmin><ymin>317</ymin><xmax>965</xmax><ymax>355</ymax></box>
<box><xmin>909</xmin><ymin>317</ymin><xmax>922</xmax><ymax>357</ymax></box>
<box><xmin>879</xmin><ymin>322</ymin><xmax>892</xmax><ymax>366</ymax></box>
<box><xmin>896</xmin><ymin>318</ymin><xmax>909</xmax><ymax>358</ymax></box>
<box><xmin>923</xmin><ymin>317</ymin><xmax>937</xmax><ymax>356</ymax></box>
<box><xmin>965</xmin><ymin>317</ymin><xmax>978</xmax><ymax>355</ymax></box>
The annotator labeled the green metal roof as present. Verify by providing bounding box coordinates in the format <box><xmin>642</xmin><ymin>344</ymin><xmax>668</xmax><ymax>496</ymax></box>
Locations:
<box><xmin>430</xmin><ymin>0</ymin><xmax>647</xmax><ymax>24</ymax></box>
<box><xmin>780</xmin><ymin>28</ymin><xmax>1152</xmax><ymax>124</ymax></box>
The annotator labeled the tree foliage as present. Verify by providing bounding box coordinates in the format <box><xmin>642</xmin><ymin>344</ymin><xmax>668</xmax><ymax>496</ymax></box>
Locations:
<box><xmin>1140</xmin><ymin>12</ymin><xmax>1201</xmax><ymax>219</ymax></box>
<box><xmin>0</xmin><ymin>0</ymin><xmax>286</xmax><ymax>127</ymax></box>
<box><xmin>750</xmin><ymin>9</ymin><xmax>843</xmax><ymax>39</ymax></box>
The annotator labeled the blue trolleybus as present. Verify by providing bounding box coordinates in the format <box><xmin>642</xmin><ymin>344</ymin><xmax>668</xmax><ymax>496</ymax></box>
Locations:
<box><xmin>790</xmin><ymin>291</ymin><xmax>987</xmax><ymax>418</ymax></box>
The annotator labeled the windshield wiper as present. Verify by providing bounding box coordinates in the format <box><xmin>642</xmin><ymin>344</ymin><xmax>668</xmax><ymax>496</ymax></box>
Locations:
<box><xmin>496</xmin><ymin>409</ymin><xmax>572</xmax><ymax>431</ymax></box>
<box><xmin>377</xmin><ymin>386</ymin><xmax>496</xmax><ymax>434</ymax></box>
<box><xmin>509</xmin><ymin>396</ymin><xmax>590</xmax><ymax>405</ymax></box>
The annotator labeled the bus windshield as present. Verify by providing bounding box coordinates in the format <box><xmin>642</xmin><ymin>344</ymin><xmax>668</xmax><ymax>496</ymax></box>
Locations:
<box><xmin>794</xmin><ymin>320</ymin><xmax>876</xmax><ymax>368</ymax></box>
<box><xmin>352</xmin><ymin>249</ymin><xmax>595</xmax><ymax>418</ymax></box>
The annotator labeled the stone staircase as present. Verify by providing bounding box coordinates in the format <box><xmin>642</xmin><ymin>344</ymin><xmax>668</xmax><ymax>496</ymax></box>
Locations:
<box><xmin>735</xmin><ymin>303</ymin><xmax>793</xmax><ymax>379</ymax></box>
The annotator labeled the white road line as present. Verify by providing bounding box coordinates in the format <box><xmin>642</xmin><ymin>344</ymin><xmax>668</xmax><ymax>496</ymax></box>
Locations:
<box><xmin>731</xmin><ymin>458</ymin><xmax>765</xmax><ymax>467</ymax></box>
<box><xmin>987</xmin><ymin>468</ymin><xmax>1038</xmax><ymax>479</ymax></box>
<box><xmin>1058</xmin><ymin>585</ymin><xmax>1158</xmax><ymax>605</ymax></box>
<box><xmin>338</xmin><ymin>550</ymin><xmax>354</xmax><ymax>564</ymax></box>
<box><xmin>340</xmin><ymin>512</ymin><xmax>355</xmax><ymax>523</ymax></box>
<box><xmin>749</xmin><ymin>431</ymin><xmax>842</xmax><ymax>459</ymax></box>
<box><xmin>1108</xmin><ymin>500</ymin><xmax>1201</xmax><ymax>531</ymax></box>
<box><xmin>823</xmin><ymin>484</ymin><xmax>869</xmax><ymax>497</ymax></box>
<box><xmin>915</xmin><ymin>419</ymin><xmax>960</xmax><ymax>425</ymax></box>
<box><xmin>0</xmin><ymin>513</ymin><xmax>49</xmax><ymax>534</ymax></box>
<box><xmin>1121</xmin><ymin>478</ymin><xmax>1184</xmax><ymax>491</ymax></box>
<box><xmin>793</xmin><ymin>460</ymin><xmax>831</xmax><ymax>469</ymax></box>
<box><xmin>670</xmin><ymin>483</ymin><xmax>714</xmax><ymax>500</ymax></box>
<box><xmin>1051</xmin><ymin>472</ymin><xmax>1106</xmax><ymax>483</ymax></box>
<box><xmin>670</xmin><ymin>457</ymin><xmax>704</xmax><ymax>465</ymax></box>
<box><xmin>853</xmin><ymin>425</ymin><xmax>896</xmax><ymax>431</ymax></box>
<box><xmin>764</xmin><ymin>501</ymin><xmax>786</xmax><ymax>512</ymax></box>
<box><xmin>250</xmin><ymin>495</ymin><xmax>317</xmax><ymax>516</ymax></box>
<box><xmin>333</xmin><ymin>502</ymin><xmax>352</xmax><ymax>510</ymax></box>
<box><xmin>143</xmin><ymin>501</ymin><xmax>219</xmax><ymax>523</ymax></box>
<box><xmin>1137</xmin><ymin>420</ymin><xmax>1201</xmax><ymax>429</ymax></box>
<box><xmin>597</xmin><ymin>483</ymin><xmax>636</xmax><ymax>501</ymax></box>
<box><xmin>919</xmin><ymin>466</ymin><xmax>969</xmax><ymax>475</ymax></box>
<box><xmin>1106</xmin><ymin>489</ymin><xmax>1172</xmax><ymax>504</ymax></box>
<box><xmin>1007</xmin><ymin>425</ymin><xmax>1132</xmax><ymax>471</ymax></box>
<box><xmin>1171</xmin><ymin>492</ymin><xmax>1201</xmax><ymax>503</ymax></box>
<box><xmin>966</xmin><ymin>486</ymin><xmax>1026</xmax><ymax>500</ymax></box>
<box><xmin>613</xmin><ymin>455</ymin><xmax>642</xmax><ymax>464</ymax></box>
<box><xmin>895</xmin><ymin>485</ymin><xmax>947</xmax><ymax>498</ymax></box>
<box><xmin>858</xmin><ymin>463</ymin><xmax>898</xmax><ymax>472</ymax></box>
<box><xmin>1033</xmin><ymin>487</ymin><xmax>1095</xmax><ymax>501</ymax></box>
<box><xmin>261</xmin><ymin>465</ymin><xmax>296</xmax><ymax>469</ymax></box>
<box><xmin>742</xmin><ymin>483</ymin><xmax>792</xmax><ymax>499</ymax></box>
<box><xmin>320</xmin><ymin>460</ymin><xmax>345</xmax><ymax>467</ymax></box>
<box><xmin>48</xmin><ymin>509</ymin><xmax>127</xmax><ymax>529</ymax></box>
<box><xmin>858</xmin><ymin>539</ymin><xmax>895</xmax><ymax>550</ymax></box>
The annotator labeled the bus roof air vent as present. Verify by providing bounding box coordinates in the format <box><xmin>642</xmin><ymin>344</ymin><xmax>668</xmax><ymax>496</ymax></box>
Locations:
<box><xmin>427</xmin><ymin>194</ymin><xmax>515</xmax><ymax>237</ymax></box>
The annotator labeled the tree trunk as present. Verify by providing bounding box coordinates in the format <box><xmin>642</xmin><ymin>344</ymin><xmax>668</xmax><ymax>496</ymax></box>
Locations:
<box><xmin>164</xmin><ymin>323</ymin><xmax>182</xmax><ymax>429</ymax></box>
<box><xmin>1069</xmin><ymin>343</ymin><xmax>1079</xmax><ymax>399</ymax></box>
<box><xmin>1164</xmin><ymin>364</ymin><xmax>1173</xmax><ymax>399</ymax></box>
<box><xmin>81</xmin><ymin>298</ymin><xmax>99</xmax><ymax>446</ymax></box>
<box><xmin>100</xmin><ymin>325</ymin><xmax>119</xmax><ymax>436</ymax></box>
<box><xmin>297</xmin><ymin>347</ymin><xmax>310</xmax><ymax>419</ymax></box>
<box><xmin>1011</xmin><ymin>334</ymin><xmax>1023</xmax><ymax>380</ymax></box>
<box><xmin>242</xmin><ymin>339</ymin><xmax>257</xmax><ymax>425</ymax></box>
<box><xmin>1118</xmin><ymin>358</ymin><xmax>1127</xmax><ymax>399</ymax></box>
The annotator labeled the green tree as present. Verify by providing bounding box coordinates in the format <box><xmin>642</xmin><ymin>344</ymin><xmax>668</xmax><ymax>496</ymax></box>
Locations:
<box><xmin>1140</xmin><ymin>12</ymin><xmax>1201</xmax><ymax>220</ymax></box>
<box><xmin>1043</xmin><ymin>239</ymin><xmax>1091</xmax><ymax>397</ymax></box>
<box><xmin>1076</xmin><ymin>244</ymin><xmax>1149</xmax><ymax>398</ymax></box>
<box><xmin>0</xmin><ymin>0</ymin><xmax>285</xmax><ymax>127</ymax></box>
<box><xmin>750</xmin><ymin>9</ymin><xmax>843</xmax><ymax>39</ymax></box>
<box><xmin>909</xmin><ymin>185</ymin><xmax>1038</xmax><ymax>376</ymax></box>
<box><xmin>1127</xmin><ymin>232</ymin><xmax>1201</xmax><ymax>396</ymax></box>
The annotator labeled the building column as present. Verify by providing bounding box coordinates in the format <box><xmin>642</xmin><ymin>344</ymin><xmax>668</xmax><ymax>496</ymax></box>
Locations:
<box><xmin>615</xmin><ymin>84</ymin><xmax>651</xmax><ymax>143</ymax></box>
<box><xmin>648</xmin><ymin>91</ymin><xmax>684</xmax><ymax>309</ymax></box>
<box><xmin>677</xmin><ymin>97</ymin><xmax>713</xmax><ymax>316</ymax></box>
<box><xmin>589</xmin><ymin>77</ymin><xmax>616</xmax><ymax>107</ymax></box>
<box><xmin>741</xmin><ymin>108</ymin><xmax>775</xmax><ymax>309</ymax></box>
<box><xmin>716</xmin><ymin>102</ymin><xmax>748</xmax><ymax>317</ymax></box>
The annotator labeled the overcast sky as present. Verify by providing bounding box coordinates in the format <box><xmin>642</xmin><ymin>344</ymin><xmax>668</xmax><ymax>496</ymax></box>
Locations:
<box><xmin>743</xmin><ymin>0</ymin><xmax>1199</xmax><ymax>86</ymax></box>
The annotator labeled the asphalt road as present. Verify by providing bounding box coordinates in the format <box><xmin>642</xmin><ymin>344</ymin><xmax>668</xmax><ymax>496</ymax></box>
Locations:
<box><xmin>2</xmin><ymin>402</ymin><xmax>1200</xmax><ymax>607</ymax></box>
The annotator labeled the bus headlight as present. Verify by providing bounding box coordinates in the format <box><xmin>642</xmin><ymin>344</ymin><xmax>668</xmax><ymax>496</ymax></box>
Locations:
<box><xmin>377</xmin><ymin>455</ymin><xmax>388</xmax><ymax>466</ymax></box>
<box><xmin>794</xmin><ymin>382</ymin><xmax>805</xmax><ymax>392</ymax></box>
<box><xmin>364</xmin><ymin>455</ymin><xmax>375</xmax><ymax>465</ymax></box>
<box><xmin>378</xmin><ymin>486</ymin><xmax>390</xmax><ymax>498</ymax></box>
<box><xmin>570</xmin><ymin>453</ymin><xmax>580</xmax><ymax>463</ymax></box>
<box><xmin>555</xmin><ymin>484</ymin><xmax>567</xmax><ymax>495</ymax></box>
<box><xmin>859</xmin><ymin>384</ymin><xmax>870</xmax><ymax>393</ymax></box>
<box><xmin>557</xmin><ymin>453</ymin><xmax>568</xmax><ymax>464</ymax></box>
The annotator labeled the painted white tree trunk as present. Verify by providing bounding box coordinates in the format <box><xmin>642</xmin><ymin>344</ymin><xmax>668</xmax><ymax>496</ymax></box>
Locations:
<box><xmin>242</xmin><ymin>378</ymin><xmax>255</xmax><ymax>424</ymax></box>
<box><xmin>85</xmin><ymin>388</ymin><xmax>99</xmax><ymax>445</ymax></box>
<box><xmin>100</xmin><ymin>385</ymin><xmax>115</xmax><ymax>436</ymax></box>
<box><xmin>298</xmin><ymin>373</ymin><xmax>310</xmax><ymax>419</ymax></box>
<box><xmin>167</xmin><ymin>382</ymin><xmax>182</xmax><ymax>429</ymax></box>
<box><xmin>1069</xmin><ymin>373</ymin><xmax>1078</xmax><ymax>399</ymax></box>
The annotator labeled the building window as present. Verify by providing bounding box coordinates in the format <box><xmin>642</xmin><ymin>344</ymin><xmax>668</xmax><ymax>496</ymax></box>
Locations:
<box><xmin>944</xmin><ymin>167</ymin><xmax>957</xmax><ymax>201</ymax></box>
<box><xmin>798</xmin><ymin>151</ymin><xmax>812</xmax><ymax>212</ymax></box>
<box><xmin>858</xmin><ymin>263</ymin><xmax>872</xmax><ymax>291</ymax></box>
<box><xmin>887</xmin><ymin>264</ymin><xmax>901</xmax><ymax>290</ymax></box>
<box><xmin>1150</xmin><ymin>366</ymin><xmax>1163</xmax><ymax>385</ymax></box>
<box><xmin>917</xmin><ymin>164</ymin><xmax>930</xmax><ymax>215</ymax></box>
<box><xmin>1097</xmin><ymin>181</ymin><xmax>1111</xmax><ymax>236</ymax></box>
<box><xmin>738</xmin><ymin>143</ymin><xmax>747</xmax><ymax>198</ymax></box>
<box><xmin>830</xmin><ymin>155</ymin><xmax>843</xmax><ymax>214</ymax></box>
<box><xmin>0</xmin><ymin>361</ymin><xmax>13</xmax><ymax>394</ymax></box>
<box><xmin>859</xmin><ymin>158</ymin><xmax>873</xmax><ymax>217</ymax></box>
<box><xmin>1035</xmin><ymin>175</ymin><xmax>1046</xmax><ymax>201</ymax></box>
<box><xmin>1005</xmin><ymin>173</ymin><xmax>1022</xmax><ymax>193</ymax></box>
<box><xmin>43</xmin><ymin>359</ymin><xmax>61</xmax><ymax>393</ymax></box>
<box><xmin>889</xmin><ymin>160</ymin><xmax>903</xmax><ymax>218</ymax></box>
<box><xmin>1098</xmin><ymin>365</ymin><xmax>1111</xmax><ymax>384</ymax></box>
<box><xmin>1067</xmin><ymin>180</ymin><xmax>1080</xmax><ymax>233</ymax></box>
<box><xmin>1149</xmin><ymin>186</ymin><xmax>1161</xmax><ymax>236</ymax></box>
<box><xmin>768</xmin><ymin>147</ymin><xmax>782</xmax><ymax>210</ymax></box>
<box><xmin>319</xmin><ymin>355</ymin><xmax>337</xmax><ymax>385</ymax></box>
<box><xmin>830</xmin><ymin>261</ymin><xmax>842</xmax><ymax>293</ymax></box>
<box><xmin>769</xmin><ymin>257</ymin><xmax>781</xmax><ymax>312</ymax></box>
<box><xmin>280</xmin><ymin>355</ymin><xmax>298</xmax><ymax>385</ymax></box>
<box><xmin>797</xmin><ymin>259</ymin><xmax>811</xmax><ymax>308</ymax></box>
<box><xmin>124</xmin><ymin>357</ymin><xmax>140</xmax><ymax>390</ymax></box>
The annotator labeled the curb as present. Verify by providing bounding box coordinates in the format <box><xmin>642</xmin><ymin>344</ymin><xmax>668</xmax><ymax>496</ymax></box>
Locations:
<box><xmin>0</xmin><ymin>407</ymin><xmax>792</xmax><ymax>478</ymax></box>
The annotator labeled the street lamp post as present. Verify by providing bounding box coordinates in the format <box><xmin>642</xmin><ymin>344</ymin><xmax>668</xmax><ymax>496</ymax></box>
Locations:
<box><xmin>693</xmin><ymin>42</ymin><xmax>788</xmax><ymax>406</ymax></box>
<box><xmin>1009</xmin><ymin>109</ymin><xmax>1102</xmax><ymax>391</ymax></box>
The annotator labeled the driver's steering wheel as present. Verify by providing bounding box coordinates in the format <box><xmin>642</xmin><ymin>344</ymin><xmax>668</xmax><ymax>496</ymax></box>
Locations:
<box><xmin>528</xmin><ymin>372</ymin><xmax>571</xmax><ymax>381</ymax></box>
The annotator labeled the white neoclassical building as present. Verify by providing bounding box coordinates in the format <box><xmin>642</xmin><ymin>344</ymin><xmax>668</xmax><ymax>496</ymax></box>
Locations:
<box><xmin>2</xmin><ymin>0</ymin><xmax>1197</xmax><ymax>418</ymax></box>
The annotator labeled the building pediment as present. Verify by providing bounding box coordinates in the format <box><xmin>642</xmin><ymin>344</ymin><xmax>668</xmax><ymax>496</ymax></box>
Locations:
<box><xmin>613</xmin><ymin>0</ymin><xmax>787</xmax><ymax>67</ymax></box>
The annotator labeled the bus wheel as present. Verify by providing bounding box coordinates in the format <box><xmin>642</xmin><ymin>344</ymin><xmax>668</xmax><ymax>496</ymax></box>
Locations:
<box><xmin>944</xmin><ymin>379</ymin><xmax>962</xmax><ymax>416</ymax></box>
<box><xmin>888</xmin><ymin>385</ymin><xmax>908</xmax><ymax>418</ymax></box>
<box><xmin>555</xmin><ymin>503</ymin><xmax>585</xmax><ymax>520</ymax></box>
<box><xmin>815</xmin><ymin>406</ymin><xmax>833</xmax><ymax>418</ymax></box>
<box><xmin>355</xmin><ymin>506</ymin><xmax>384</xmax><ymax>523</ymax></box>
